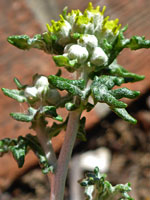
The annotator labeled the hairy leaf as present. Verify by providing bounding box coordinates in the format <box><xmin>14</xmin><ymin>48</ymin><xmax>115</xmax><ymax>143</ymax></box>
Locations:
<box><xmin>49</xmin><ymin>75</ymin><xmax>87</xmax><ymax>99</ymax></box>
<box><xmin>107</xmin><ymin>26</ymin><xmax>150</xmax><ymax>66</ymax></box>
<box><xmin>80</xmin><ymin>167</ymin><xmax>134</xmax><ymax>200</ymax></box>
<box><xmin>0</xmin><ymin>136</ymin><xmax>28</xmax><ymax>168</ymax></box>
<box><xmin>10</xmin><ymin>107</ymin><xmax>37</xmax><ymax>122</ymax></box>
<box><xmin>0</xmin><ymin>134</ymin><xmax>54</xmax><ymax>173</ymax></box>
<box><xmin>111</xmin><ymin>107</ymin><xmax>137</xmax><ymax>124</ymax></box>
<box><xmin>91</xmin><ymin>75</ymin><xmax>139</xmax><ymax>123</ymax></box>
<box><xmin>91</xmin><ymin>76</ymin><xmax>127</xmax><ymax>108</ymax></box>
<box><xmin>25</xmin><ymin>134</ymin><xmax>54</xmax><ymax>173</ymax></box>
<box><xmin>102</xmin><ymin>60</ymin><xmax>145</xmax><ymax>82</ymax></box>
<box><xmin>7</xmin><ymin>34</ymin><xmax>48</xmax><ymax>51</ymax></box>
<box><xmin>7</xmin><ymin>33</ymin><xmax>64</xmax><ymax>54</ymax></box>
<box><xmin>53</xmin><ymin>55</ymin><xmax>78</xmax><ymax>70</ymax></box>
<box><xmin>13</xmin><ymin>77</ymin><xmax>27</xmax><ymax>90</ymax></box>
<box><xmin>40</xmin><ymin>106</ymin><xmax>63</xmax><ymax>122</ymax></box>
<box><xmin>1</xmin><ymin>88</ymin><xmax>27</xmax><ymax>103</ymax></box>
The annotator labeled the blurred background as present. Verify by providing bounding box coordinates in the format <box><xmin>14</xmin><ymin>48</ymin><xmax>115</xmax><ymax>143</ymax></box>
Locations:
<box><xmin>0</xmin><ymin>0</ymin><xmax>150</xmax><ymax>199</ymax></box>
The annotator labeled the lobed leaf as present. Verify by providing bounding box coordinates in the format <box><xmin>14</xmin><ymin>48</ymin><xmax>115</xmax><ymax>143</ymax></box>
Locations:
<box><xmin>40</xmin><ymin>106</ymin><xmax>63</xmax><ymax>122</ymax></box>
<box><xmin>49</xmin><ymin>75</ymin><xmax>87</xmax><ymax>99</ymax></box>
<box><xmin>102</xmin><ymin>60</ymin><xmax>145</xmax><ymax>82</ymax></box>
<box><xmin>80</xmin><ymin>167</ymin><xmax>134</xmax><ymax>200</ymax></box>
<box><xmin>0</xmin><ymin>136</ymin><xmax>28</xmax><ymax>168</ymax></box>
<box><xmin>91</xmin><ymin>75</ymin><xmax>139</xmax><ymax>123</ymax></box>
<box><xmin>91</xmin><ymin>76</ymin><xmax>127</xmax><ymax>108</ymax></box>
<box><xmin>7</xmin><ymin>34</ymin><xmax>46</xmax><ymax>51</ymax></box>
<box><xmin>53</xmin><ymin>55</ymin><xmax>78</xmax><ymax>70</ymax></box>
<box><xmin>1</xmin><ymin>88</ymin><xmax>27</xmax><ymax>103</ymax></box>
<box><xmin>0</xmin><ymin>134</ymin><xmax>54</xmax><ymax>173</ymax></box>
<box><xmin>25</xmin><ymin>134</ymin><xmax>54</xmax><ymax>173</ymax></box>
<box><xmin>10</xmin><ymin>107</ymin><xmax>37</xmax><ymax>122</ymax></box>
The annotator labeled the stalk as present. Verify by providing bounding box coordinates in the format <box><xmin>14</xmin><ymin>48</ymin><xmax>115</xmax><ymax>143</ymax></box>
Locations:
<box><xmin>49</xmin><ymin>109</ymin><xmax>82</xmax><ymax>200</ymax></box>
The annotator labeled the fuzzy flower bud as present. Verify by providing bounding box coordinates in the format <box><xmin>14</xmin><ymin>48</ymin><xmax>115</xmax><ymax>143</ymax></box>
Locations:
<box><xmin>34</xmin><ymin>75</ymin><xmax>49</xmax><ymax>88</ymax></box>
<box><xmin>67</xmin><ymin>44</ymin><xmax>89</xmax><ymax>64</ymax></box>
<box><xmin>90</xmin><ymin>47</ymin><xmax>108</xmax><ymax>66</ymax></box>
<box><xmin>24</xmin><ymin>86</ymin><xmax>38</xmax><ymax>102</ymax></box>
<box><xmin>78</xmin><ymin>34</ymin><xmax>98</xmax><ymax>50</ymax></box>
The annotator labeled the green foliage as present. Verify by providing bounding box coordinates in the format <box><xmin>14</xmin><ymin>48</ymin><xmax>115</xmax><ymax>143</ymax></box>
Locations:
<box><xmin>80</xmin><ymin>167</ymin><xmax>133</xmax><ymax>200</ymax></box>
<box><xmin>10</xmin><ymin>107</ymin><xmax>37</xmax><ymax>122</ymax></box>
<box><xmin>99</xmin><ymin>60</ymin><xmax>145</xmax><ymax>82</ymax></box>
<box><xmin>25</xmin><ymin>134</ymin><xmax>54</xmax><ymax>173</ymax></box>
<box><xmin>0</xmin><ymin>134</ymin><xmax>54</xmax><ymax>173</ymax></box>
<box><xmin>49</xmin><ymin>75</ymin><xmax>89</xmax><ymax>99</ymax></box>
<box><xmin>0</xmin><ymin>136</ymin><xmax>28</xmax><ymax>168</ymax></box>
<box><xmin>10</xmin><ymin>106</ymin><xmax>62</xmax><ymax>123</ymax></box>
<box><xmin>1</xmin><ymin>88</ymin><xmax>27</xmax><ymax>103</ymax></box>
<box><xmin>91</xmin><ymin>75</ymin><xmax>139</xmax><ymax>123</ymax></box>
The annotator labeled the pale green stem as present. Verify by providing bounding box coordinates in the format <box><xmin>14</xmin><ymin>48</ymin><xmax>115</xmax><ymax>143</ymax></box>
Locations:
<box><xmin>49</xmin><ymin>109</ymin><xmax>81</xmax><ymax>200</ymax></box>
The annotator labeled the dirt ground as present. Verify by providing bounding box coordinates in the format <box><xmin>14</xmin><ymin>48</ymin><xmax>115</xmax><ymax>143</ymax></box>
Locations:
<box><xmin>1</xmin><ymin>90</ymin><xmax>150</xmax><ymax>200</ymax></box>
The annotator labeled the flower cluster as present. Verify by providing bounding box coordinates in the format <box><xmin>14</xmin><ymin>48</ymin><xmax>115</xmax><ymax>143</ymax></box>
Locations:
<box><xmin>47</xmin><ymin>2</ymin><xmax>121</xmax><ymax>70</ymax></box>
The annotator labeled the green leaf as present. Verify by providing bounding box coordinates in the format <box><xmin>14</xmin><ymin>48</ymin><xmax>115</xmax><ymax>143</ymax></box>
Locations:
<box><xmin>49</xmin><ymin>75</ymin><xmax>87</xmax><ymax>99</ymax></box>
<box><xmin>0</xmin><ymin>136</ymin><xmax>28</xmax><ymax>168</ymax></box>
<box><xmin>10</xmin><ymin>107</ymin><xmax>37</xmax><ymax>122</ymax></box>
<box><xmin>103</xmin><ymin>60</ymin><xmax>145</xmax><ymax>82</ymax></box>
<box><xmin>91</xmin><ymin>75</ymin><xmax>139</xmax><ymax>123</ymax></box>
<box><xmin>25</xmin><ymin>134</ymin><xmax>54</xmax><ymax>173</ymax></box>
<box><xmin>65</xmin><ymin>102</ymin><xmax>77</xmax><ymax>111</ymax></box>
<box><xmin>80</xmin><ymin>167</ymin><xmax>134</xmax><ymax>200</ymax></box>
<box><xmin>7</xmin><ymin>33</ymin><xmax>64</xmax><ymax>55</ymax></box>
<box><xmin>41</xmin><ymin>106</ymin><xmax>63</xmax><ymax>122</ymax></box>
<box><xmin>111</xmin><ymin>107</ymin><xmax>137</xmax><ymax>124</ymax></box>
<box><xmin>2</xmin><ymin>88</ymin><xmax>27</xmax><ymax>103</ymax></box>
<box><xmin>107</xmin><ymin>26</ymin><xmax>150</xmax><ymax>66</ymax></box>
<box><xmin>110</xmin><ymin>88</ymin><xmax>140</xmax><ymax>99</ymax></box>
<box><xmin>126</xmin><ymin>35</ymin><xmax>150</xmax><ymax>50</ymax></box>
<box><xmin>13</xmin><ymin>77</ymin><xmax>27</xmax><ymax>89</ymax></box>
<box><xmin>53</xmin><ymin>55</ymin><xmax>78</xmax><ymax>67</ymax></box>
<box><xmin>0</xmin><ymin>134</ymin><xmax>54</xmax><ymax>173</ymax></box>
<box><xmin>91</xmin><ymin>76</ymin><xmax>127</xmax><ymax>108</ymax></box>
<box><xmin>7</xmin><ymin>34</ymin><xmax>46</xmax><ymax>51</ymax></box>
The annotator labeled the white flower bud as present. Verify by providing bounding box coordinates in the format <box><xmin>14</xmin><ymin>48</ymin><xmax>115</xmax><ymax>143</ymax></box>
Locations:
<box><xmin>67</xmin><ymin>44</ymin><xmax>89</xmax><ymax>64</ymax></box>
<box><xmin>78</xmin><ymin>34</ymin><xmax>98</xmax><ymax>49</ymax></box>
<box><xmin>58</xmin><ymin>20</ymin><xmax>71</xmax><ymax>45</ymax></box>
<box><xmin>24</xmin><ymin>86</ymin><xmax>38</xmax><ymax>99</ymax></box>
<box><xmin>90</xmin><ymin>47</ymin><xmax>108</xmax><ymax>66</ymax></box>
<box><xmin>64</xmin><ymin>43</ymin><xmax>74</xmax><ymax>53</ymax></box>
<box><xmin>34</xmin><ymin>76</ymin><xmax>49</xmax><ymax>89</ymax></box>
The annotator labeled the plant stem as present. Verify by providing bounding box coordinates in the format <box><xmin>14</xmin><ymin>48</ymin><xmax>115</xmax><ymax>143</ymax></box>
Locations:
<box><xmin>49</xmin><ymin>109</ymin><xmax>81</xmax><ymax>200</ymax></box>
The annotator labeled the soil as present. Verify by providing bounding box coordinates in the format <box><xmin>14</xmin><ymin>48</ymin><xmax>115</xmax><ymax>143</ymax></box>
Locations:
<box><xmin>1</xmin><ymin>90</ymin><xmax>150</xmax><ymax>200</ymax></box>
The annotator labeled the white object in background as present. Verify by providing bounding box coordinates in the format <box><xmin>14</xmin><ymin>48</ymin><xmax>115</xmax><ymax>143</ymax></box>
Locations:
<box><xmin>69</xmin><ymin>147</ymin><xmax>111</xmax><ymax>200</ymax></box>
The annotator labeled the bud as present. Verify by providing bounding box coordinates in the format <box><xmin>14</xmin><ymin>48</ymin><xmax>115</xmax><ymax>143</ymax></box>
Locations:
<box><xmin>90</xmin><ymin>47</ymin><xmax>108</xmax><ymax>66</ymax></box>
<box><xmin>67</xmin><ymin>44</ymin><xmax>89</xmax><ymax>64</ymax></box>
<box><xmin>24</xmin><ymin>86</ymin><xmax>38</xmax><ymax>102</ymax></box>
<box><xmin>78</xmin><ymin>34</ymin><xmax>98</xmax><ymax>50</ymax></box>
